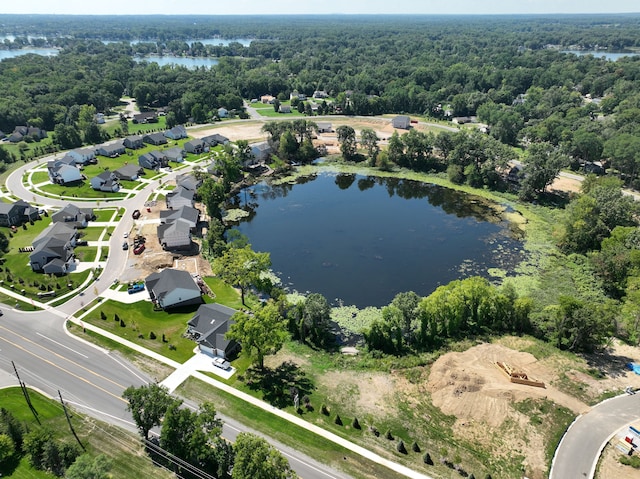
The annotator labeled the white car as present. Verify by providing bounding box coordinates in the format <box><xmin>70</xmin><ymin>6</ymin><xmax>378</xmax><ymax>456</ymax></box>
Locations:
<box><xmin>123</xmin><ymin>232</ymin><xmax>129</xmax><ymax>238</ymax></box>
<box><xmin>212</xmin><ymin>357</ymin><xmax>231</xmax><ymax>370</ymax></box>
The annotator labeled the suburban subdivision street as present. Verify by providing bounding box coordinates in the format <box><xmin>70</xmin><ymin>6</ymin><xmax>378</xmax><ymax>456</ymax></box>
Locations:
<box><xmin>0</xmin><ymin>118</ymin><xmax>635</xmax><ymax>479</ymax></box>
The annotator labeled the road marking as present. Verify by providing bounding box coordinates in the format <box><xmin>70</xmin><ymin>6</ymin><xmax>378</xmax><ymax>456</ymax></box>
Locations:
<box><xmin>107</xmin><ymin>353</ymin><xmax>149</xmax><ymax>383</ymax></box>
<box><xmin>0</xmin><ymin>334</ymin><xmax>127</xmax><ymax>404</ymax></box>
<box><xmin>36</xmin><ymin>332</ymin><xmax>89</xmax><ymax>358</ymax></box>
<box><xmin>0</xmin><ymin>325</ymin><xmax>127</xmax><ymax>392</ymax></box>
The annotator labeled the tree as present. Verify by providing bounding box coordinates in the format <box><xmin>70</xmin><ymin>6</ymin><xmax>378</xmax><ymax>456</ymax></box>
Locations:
<box><xmin>604</xmin><ymin>133</ymin><xmax>640</xmax><ymax>185</ymax></box>
<box><xmin>227</xmin><ymin>302</ymin><xmax>288</xmax><ymax>369</ymax></box>
<box><xmin>519</xmin><ymin>142</ymin><xmax>569</xmax><ymax>200</ymax></box>
<box><xmin>122</xmin><ymin>383</ymin><xmax>179</xmax><ymax>440</ymax></box>
<box><xmin>232</xmin><ymin>433</ymin><xmax>294</xmax><ymax>479</ymax></box>
<box><xmin>360</xmin><ymin>128</ymin><xmax>380</xmax><ymax>165</ymax></box>
<box><xmin>336</xmin><ymin>125</ymin><xmax>357</xmax><ymax>161</ymax></box>
<box><xmin>212</xmin><ymin>245</ymin><xmax>271</xmax><ymax>305</ymax></box>
<box><xmin>296</xmin><ymin>293</ymin><xmax>333</xmax><ymax>347</ymax></box>
<box><xmin>0</xmin><ymin>433</ymin><xmax>15</xmax><ymax>465</ymax></box>
<box><xmin>65</xmin><ymin>454</ymin><xmax>112</xmax><ymax>479</ymax></box>
<box><xmin>199</xmin><ymin>177</ymin><xmax>227</xmax><ymax>220</ymax></box>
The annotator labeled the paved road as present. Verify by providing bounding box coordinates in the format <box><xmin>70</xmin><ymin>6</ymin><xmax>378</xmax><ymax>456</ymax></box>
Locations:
<box><xmin>550</xmin><ymin>393</ymin><xmax>640</xmax><ymax>479</ymax></box>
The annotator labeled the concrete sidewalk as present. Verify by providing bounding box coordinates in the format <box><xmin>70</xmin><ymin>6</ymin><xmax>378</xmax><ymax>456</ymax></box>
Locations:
<box><xmin>161</xmin><ymin>350</ymin><xmax>235</xmax><ymax>393</ymax></box>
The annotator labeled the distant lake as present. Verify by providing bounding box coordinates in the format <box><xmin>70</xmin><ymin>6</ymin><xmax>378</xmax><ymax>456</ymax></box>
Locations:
<box><xmin>562</xmin><ymin>50</ymin><xmax>640</xmax><ymax>61</ymax></box>
<box><xmin>232</xmin><ymin>171</ymin><xmax>524</xmax><ymax>308</ymax></box>
<box><xmin>135</xmin><ymin>55</ymin><xmax>219</xmax><ymax>69</ymax></box>
<box><xmin>0</xmin><ymin>48</ymin><xmax>58</xmax><ymax>60</ymax></box>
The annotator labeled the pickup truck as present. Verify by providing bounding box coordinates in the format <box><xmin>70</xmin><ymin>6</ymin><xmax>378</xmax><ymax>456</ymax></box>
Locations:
<box><xmin>128</xmin><ymin>283</ymin><xmax>145</xmax><ymax>294</ymax></box>
<box><xmin>133</xmin><ymin>243</ymin><xmax>145</xmax><ymax>255</ymax></box>
<box><xmin>132</xmin><ymin>209</ymin><xmax>141</xmax><ymax>219</ymax></box>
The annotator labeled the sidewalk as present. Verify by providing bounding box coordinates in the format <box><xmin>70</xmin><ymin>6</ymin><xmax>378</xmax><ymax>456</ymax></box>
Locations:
<box><xmin>160</xmin><ymin>349</ymin><xmax>235</xmax><ymax>393</ymax></box>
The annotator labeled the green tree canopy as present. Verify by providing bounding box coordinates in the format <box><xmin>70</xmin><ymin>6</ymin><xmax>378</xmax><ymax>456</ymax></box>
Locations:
<box><xmin>232</xmin><ymin>433</ymin><xmax>294</xmax><ymax>479</ymax></box>
<box><xmin>122</xmin><ymin>383</ymin><xmax>180</xmax><ymax>440</ymax></box>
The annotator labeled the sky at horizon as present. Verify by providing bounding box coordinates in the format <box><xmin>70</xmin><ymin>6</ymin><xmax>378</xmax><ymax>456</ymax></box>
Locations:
<box><xmin>1</xmin><ymin>0</ymin><xmax>639</xmax><ymax>16</ymax></box>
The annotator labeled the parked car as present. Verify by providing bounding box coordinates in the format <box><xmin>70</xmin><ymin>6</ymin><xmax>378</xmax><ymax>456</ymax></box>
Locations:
<box><xmin>122</xmin><ymin>241</ymin><xmax>129</xmax><ymax>250</ymax></box>
<box><xmin>132</xmin><ymin>209</ymin><xmax>141</xmax><ymax>219</ymax></box>
<box><xmin>127</xmin><ymin>283</ymin><xmax>145</xmax><ymax>294</ymax></box>
<box><xmin>212</xmin><ymin>357</ymin><xmax>231</xmax><ymax>370</ymax></box>
<box><xmin>123</xmin><ymin>232</ymin><xmax>129</xmax><ymax>238</ymax></box>
<box><xmin>133</xmin><ymin>243</ymin><xmax>145</xmax><ymax>255</ymax></box>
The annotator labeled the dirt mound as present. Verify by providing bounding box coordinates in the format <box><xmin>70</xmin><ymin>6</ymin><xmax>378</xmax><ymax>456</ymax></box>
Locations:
<box><xmin>427</xmin><ymin>343</ymin><xmax>588</xmax><ymax>427</ymax></box>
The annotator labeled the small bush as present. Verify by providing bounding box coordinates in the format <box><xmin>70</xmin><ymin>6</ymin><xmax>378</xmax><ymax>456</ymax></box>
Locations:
<box><xmin>620</xmin><ymin>455</ymin><xmax>640</xmax><ymax>468</ymax></box>
<box><xmin>138</xmin><ymin>334</ymin><xmax>144</xmax><ymax>339</ymax></box>
<box><xmin>119</xmin><ymin>319</ymin><xmax>126</xmax><ymax>327</ymax></box>
<box><xmin>412</xmin><ymin>441</ymin><xmax>420</xmax><ymax>453</ymax></box>
<box><xmin>424</xmin><ymin>453</ymin><xmax>433</xmax><ymax>465</ymax></box>
<box><xmin>162</xmin><ymin>333</ymin><xmax>167</xmax><ymax>343</ymax></box>
<box><xmin>352</xmin><ymin>417</ymin><xmax>361</xmax><ymax>429</ymax></box>
<box><xmin>114</xmin><ymin>313</ymin><xmax>120</xmax><ymax>322</ymax></box>
<box><xmin>385</xmin><ymin>430</ymin><xmax>393</xmax><ymax>441</ymax></box>
<box><xmin>397</xmin><ymin>440</ymin><xmax>407</xmax><ymax>454</ymax></box>
<box><xmin>321</xmin><ymin>404</ymin><xmax>330</xmax><ymax>416</ymax></box>
<box><xmin>100</xmin><ymin>311</ymin><xmax>107</xmax><ymax>320</ymax></box>
<box><xmin>334</xmin><ymin>414</ymin><xmax>343</xmax><ymax>426</ymax></box>
<box><xmin>369</xmin><ymin>426</ymin><xmax>379</xmax><ymax>437</ymax></box>
<box><xmin>168</xmin><ymin>344</ymin><xmax>176</xmax><ymax>350</ymax></box>
<box><xmin>149</xmin><ymin>331</ymin><xmax>156</xmax><ymax>340</ymax></box>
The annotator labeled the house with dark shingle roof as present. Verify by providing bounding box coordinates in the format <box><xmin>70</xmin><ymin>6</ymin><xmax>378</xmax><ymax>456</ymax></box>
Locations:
<box><xmin>145</xmin><ymin>268</ymin><xmax>202</xmax><ymax>310</ymax></box>
<box><xmin>157</xmin><ymin>205</ymin><xmax>199</xmax><ymax>250</ymax></box>
<box><xmin>166</xmin><ymin>186</ymin><xmax>195</xmax><ymax>209</ymax></box>
<box><xmin>68</xmin><ymin>148</ymin><xmax>97</xmax><ymax>165</ymax></box>
<box><xmin>96</xmin><ymin>141</ymin><xmax>126</xmax><ymax>158</ymax></box>
<box><xmin>123</xmin><ymin>135</ymin><xmax>144</xmax><ymax>149</ymax></box>
<box><xmin>175</xmin><ymin>173</ymin><xmax>201</xmax><ymax>192</ymax></box>
<box><xmin>164</xmin><ymin>125</ymin><xmax>188</xmax><ymax>140</ymax></box>
<box><xmin>113</xmin><ymin>164</ymin><xmax>143</xmax><ymax>181</ymax></box>
<box><xmin>0</xmin><ymin>200</ymin><xmax>38</xmax><ymax>227</ymax></box>
<box><xmin>90</xmin><ymin>171</ymin><xmax>120</xmax><ymax>192</ymax></box>
<box><xmin>392</xmin><ymin>115</ymin><xmax>411</xmax><ymax>129</ymax></box>
<box><xmin>133</xmin><ymin>112</ymin><xmax>158</xmax><ymax>124</ymax></box>
<box><xmin>184</xmin><ymin>139</ymin><xmax>205</xmax><ymax>154</ymax></box>
<box><xmin>187</xmin><ymin>303</ymin><xmax>239</xmax><ymax>358</ymax></box>
<box><xmin>47</xmin><ymin>159</ymin><xmax>82</xmax><ymax>185</ymax></box>
<box><xmin>164</xmin><ymin>147</ymin><xmax>185</xmax><ymax>163</ymax></box>
<box><xmin>138</xmin><ymin>150</ymin><xmax>167</xmax><ymax>170</ymax></box>
<box><xmin>143</xmin><ymin>132</ymin><xmax>168</xmax><ymax>146</ymax></box>
<box><xmin>51</xmin><ymin>204</ymin><xmax>94</xmax><ymax>228</ymax></box>
<box><xmin>30</xmin><ymin>222</ymin><xmax>77</xmax><ymax>274</ymax></box>
<box><xmin>202</xmin><ymin>133</ymin><xmax>229</xmax><ymax>147</ymax></box>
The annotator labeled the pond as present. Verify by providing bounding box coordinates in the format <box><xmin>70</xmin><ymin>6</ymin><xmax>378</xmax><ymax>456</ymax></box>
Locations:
<box><xmin>562</xmin><ymin>50</ymin><xmax>640</xmax><ymax>61</ymax></box>
<box><xmin>0</xmin><ymin>48</ymin><xmax>58</xmax><ymax>60</ymax></box>
<box><xmin>231</xmin><ymin>170</ymin><xmax>525</xmax><ymax>308</ymax></box>
<box><xmin>135</xmin><ymin>55</ymin><xmax>219</xmax><ymax>69</ymax></box>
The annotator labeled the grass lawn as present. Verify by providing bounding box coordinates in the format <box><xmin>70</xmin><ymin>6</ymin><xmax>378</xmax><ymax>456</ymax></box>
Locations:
<box><xmin>84</xmin><ymin>299</ymin><xmax>200</xmax><ymax>363</ymax></box>
<box><xmin>37</xmin><ymin>180</ymin><xmax>128</xmax><ymax>200</ymax></box>
<box><xmin>29</xmin><ymin>170</ymin><xmax>51</xmax><ymax>184</ymax></box>
<box><xmin>94</xmin><ymin>208</ymin><xmax>118</xmax><ymax>222</ymax></box>
<box><xmin>0</xmin><ymin>387</ymin><xmax>173</xmax><ymax>479</ymax></box>
<box><xmin>78</xmin><ymin>226</ymin><xmax>105</xmax><ymax>241</ymax></box>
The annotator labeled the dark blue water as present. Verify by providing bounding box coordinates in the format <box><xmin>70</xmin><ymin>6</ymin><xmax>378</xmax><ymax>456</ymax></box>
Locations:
<box><xmin>233</xmin><ymin>171</ymin><xmax>523</xmax><ymax>308</ymax></box>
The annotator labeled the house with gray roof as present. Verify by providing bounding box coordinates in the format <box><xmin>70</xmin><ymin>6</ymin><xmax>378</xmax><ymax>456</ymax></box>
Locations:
<box><xmin>165</xmin><ymin>147</ymin><xmax>185</xmax><ymax>163</ymax></box>
<box><xmin>187</xmin><ymin>303</ymin><xmax>239</xmax><ymax>358</ymax></box>
<box><xmin>67</xmin><ymin>148</ymin><xmax>97</xmax><ymax>165</ymax></box>
<box><xmin>47</xmin><ymin>159</ymin><xmax>82</xmax><ymax>185</ymax></box>
<box><xmin>159</xmin><ymin>205</ymin><xmax>199</xmax><ymax>228</ymax></box>
<box><xmin>164</xmin><ymin>125</ymin><xmax>188</xmax><ymax>140</ymax></box>
<box><xmin>113</xmin><ymin>164</ymin><xmax>143</xmax><ymax>181</ymax></box>
<box><xmin>30</xmin><ymin>222</ymin><xmax>77</xmax><ymax>274</ymax></box>
<box><xmin>51</xmin><ymin>204</ymin><xmax>94</xmax><ymax>228</ymax></box>
<box><xmin>175</xmin><ymin>173</ymin><xmax>201</xmax><ymax>192</ymax></box>
<box><xmin>250</xmin><ymin>141</ymin><xmax>272</xmax><ymax>165</ymax></box>
<box><xmin>133</xmin><ymin>111</ymin><xmax>158</xmax><ymax>124</ymax></box>
<box><xmin>157</xmin><ymin>218</ymin><xmax>193</xmax><ymax>250</ymax></box>
<box><xmin>143</xmin><ymin>132</ymin><xmax>168</xmax><ymax>146</ymax></box>
<box><xmin>145</xmin><ymin>268</ymin><xmax>202</xmax><ymax>310</ymax></box>
<box><xmin>0</xmin><ymin>200</ymin><xmax>39</xmax><ymax>227</ymax></box>
<box><xmin>166</xmin><ymin>186</ymin><xmax>195</xmax><ymax>209</ymax></box>
<box><xmin>138</xmin><ymin>150</ymin><xmax>167</xmax><ymax>170</ymax></box>
<box><xmin>184</xmin><ymin>139</ymin><xmax>205</xmax><ymax>154</ymax></box>
<box><xmin>96</xmin><ymin>141</ymin><xmax>126</xmax><ymax>158</ymax></box>
<box><xmin>90</xmin><ymin>171</ymin><xmax>120</xmax><ymax>192</ymax></box>
<box><xmin>392</xmin><ymin>115</ymin><xmax>411</xmax><ymax>129</ymax></box>
<box><xmin>123</xmin><ymin>135</ymin><xmax>144</xmax><ymax>149</ymax></box>
<box><xmin>316</xmin><ymin>122</ymin><xmax>333</xmax><ymax>133</ymax></box>
<box><xmin>202</xmin><ymin>134</ymin><xmax>229</xmax><ymax>147</ymax></box>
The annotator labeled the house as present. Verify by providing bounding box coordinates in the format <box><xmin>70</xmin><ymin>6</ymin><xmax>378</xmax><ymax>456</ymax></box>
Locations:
<box><xmin>30</xmin><ymin>222</ymin><xmax>77</xmax><ymax>273</ymax></box>
<box><xmin>316</xmin><ymin>122</ymin><xmax>333</xmax><ymax>133</ymax></box>
<box><xmin>145</xmin><ymin>268</ymin><xmax>202</xmax><ymax>310</ymax></box>
<box><xmin>250</xmin><ymin>141</ymin><xmax>272</xmax><ymax>164</ymax></box>
<box><xmin>452</xmin><ymin>116</ymin><xmax>473</xmax><ymax>125</ymax></box>
<box><xmin>279</xmin><ymin>105</ymin><xmax>292</xmax><ymax>114</ymax></box>
<box><xmin>9</xmin><ymin>126</ymin><xmax>47</xmax><ymax>143</ymax></box>
<box><xmin>260</xmin><ymin>94</ymin><xmax>276</xmax><ymax>104</ymax></box>
<box><xmin>313</xmin><ymin>90</ymin><xmax>329</xmax><ymax>99</ymax></box>
<box><xmin>164</xmin><ymin>147</ymin><xmax>185</xmax><ymax>163</ymax></box>
<box><xmin>123</xmin><ymin>135</ymin><xmax>144</xmax><ymax>149</ymax></box>
<box><xmin>507</xmin><ymin>163</ymin><xmax>525</xmax><ymax>183</ymax></box>
<box><xmin>132</xmin><ymin>111</ymin><xmax>158</xmax><ymax>124</ymax></box>
<box><xmin>68</xmin><ymin>148</ymin><xmax>97</xmax><ymax>165</ymax></box>
<box><xmin>113</xmin><ymin>164</ymin><xmax>143</xmax><ymax>181</ymax></box>
<box><xmin>96</xmin><ymin>141</ymin><xmax>126</xmax><ymax>158</ymax></box>
<box><xmin>187</xmin><ymin>303</ymin><xmax>239</xmax><ymax>358</ymax></box>
<box><xmin>143</xmin><ymin>132</ymin><xmax>168</xmax><ymax>146</ymax></box>
<box><xmin>0</xmin><ymin>200</ymin><xmax>39</xmax><ymax>227</ymax></box>
<box><xmin>157</xmin><ymin>218</ymin><xmax>193</xmax><ymax>250</ymax></box>
<box><xmin>138</xmin><ymin>150</ymin><xmax>167</xmax><ymax>170</ymax></box>
<box><xmin>184</xmin><ymin>139</ymin><xmax>205</xmax><ymax>154</ymax></box>
<box><xmin>90</xmin><ymin>171</ymin><xmax>120</xmax><ymax>192</ymax></box>
<box><xmin>47</xmin><ymin>160</ymin><xmax>82</xmax><ymax>185</ymax></box>
<box><xmin>160</xmin><ymin>205</ymin><xmax>200</xmax><ymax>228</ymax></box>
<box><xmin>202</xmin><ymin>134</ymin><xmax>229</xmax><ymax>147</ymax></box>
<box><xmin>95</xmin><ymin>113</ymin><xmax>105</xmax><ymax>124</ymax></box>
<box><xmin>51</xmin><ymin>204</ymin><xmax>94</xmax><ymax>228</ymax></box>
<box><xmin>164</xmin><ymin>125</ymin><xmax>188</xmax><ymax>140</ymax></box>
<box><xmin>175</xmin><ymin>173</ymin><xmax>201</xmax><ymax>191</ymax></box>
<box><xmin>166</xmin><ymin>186</ymin><xmax>195</xmax><ymax>209</ymax></box>
<box><xmin>217</xmin><ymin>107</ymin><xmax>229</xmax><ymax>118</ymax></box>
<box><xmin>392</xmin><ymin>115</ymin><xmax>411</xmax><ymax>129</ymax></box>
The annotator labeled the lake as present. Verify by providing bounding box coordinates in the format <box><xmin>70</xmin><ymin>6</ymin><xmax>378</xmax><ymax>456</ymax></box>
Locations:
<box><xmin>562</xmin><ymin>50</ymin><xmax>639</xmax><ymax>61</ymax></box>
<box><xmin>232</xmin><ymin>171</ymin><xmax>524</xmax><ymax>308</ymax></box>
<box><xmin>0</xmin><ymin>48</ymin><xmax>58</xmax><ymax>60</ymax></box>
<box><xmin>135</xmin><ymin>55</ymin><xmax>219</xmax><ymax>69</ymax></box>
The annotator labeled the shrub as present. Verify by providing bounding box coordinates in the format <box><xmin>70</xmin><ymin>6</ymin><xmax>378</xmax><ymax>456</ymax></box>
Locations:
<box><xmin>162</xmin><ymin>334</ymin><xmax>167</xmax><ymax>343</ymax></box>
<box><xmin>334</xmin><ymin>414</ymin><xmax>343</xmax><ymax>426</ymax></box>
<box><xmin>321</xmin><ymin>404</ymin><xmax>330</xmax><ymax>416</ymax></box>
<box><xmin>119</xmin><ymin>319</ymin><xmax>126</xmax><ymax>327</ymax></box>
<box><xmin>168</xmin><ymin>344</ymin><xmax>176</xmax><ymax>350</ymax></box>
<box><xmin>385</xmin><ymin>430</ymin><xmax>393</xmax><ymax>440</ymax></box>
<box><xmin>100</xmin><ymin>311</ymin><xmax>107</xmax><ymax>320</ymax></box>
<box><xmin>412</xmin><ymin>441</ymin><xmax>420</xmax><ymax>452</ymax></box>
<box><xmin>424</xmin><ymin>453</ymin><xmax>433</xmax><ymax>465</ymax></box>
<box><xmin>397</xmin><ymin>440</ymin><xmax>407</xmax><ymax>454</ymax></box>
<box><xmin>352</xmin><ymin>417</ymin><xmax>361</xmax><ymax>429</ymax></box>
<box><xmin>114</xmin><ymin>313</ymin><xmax>120</xmax><ymax>322</ymax></box>
<box><xmin>149</xmin><ymin>331</ymin><xmax>156</xmax><ymax>340</ymax></box>
<box><xmin>369</xmin><ymin>425</ymin><xmax>379</xmax><ymax>437</ymax></box>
